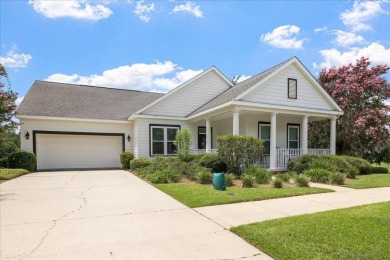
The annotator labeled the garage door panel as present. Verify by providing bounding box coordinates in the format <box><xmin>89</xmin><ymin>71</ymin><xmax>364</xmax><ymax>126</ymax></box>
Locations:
<box><xmin>36</xmin><ymin>134</ymin><xmax>123</xmax><ymax>170</ymax></box>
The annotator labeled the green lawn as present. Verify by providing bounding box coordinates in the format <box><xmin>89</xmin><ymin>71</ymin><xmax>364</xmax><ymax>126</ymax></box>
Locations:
<box><xmin>232</xmin><ymin>202</ymin><xmax>390</xmax><ymax>260</ymax></box>
<box><xmin>154</xmin><ymin>183</ymin><xmax>332</xmax><ymax>208</ymax></box>
<box><xmin>345</xmin><ymin>173</ymin><xmax>390</xmax><ymax>189</ymax></box>
<box><xmin>0</xmin><ymin>168</ymin><xmax>29</xmax><ymax>183</ymax></box>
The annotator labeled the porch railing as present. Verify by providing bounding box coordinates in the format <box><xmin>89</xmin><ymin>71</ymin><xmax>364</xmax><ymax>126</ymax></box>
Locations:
<box><xmin>276</xmin><ymin>148</ymin><xmax>331</xmax><ymax>169</ymax></box>
<box><xmin>191</xmin><ymin>149</ymin><xmax>218</xmax><ymax>155</ymax></box>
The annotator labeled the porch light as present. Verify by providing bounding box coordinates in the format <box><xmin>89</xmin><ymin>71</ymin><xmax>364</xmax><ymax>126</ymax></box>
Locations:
<box><xmin>25</xmin><ymin>131</ymin><xmax>30</xmax><ymax>140</ymax></box>
<box><xmin>127</xmin><ymin>135</ymin><xmax>131</xmax><ymax>142</ymax></box>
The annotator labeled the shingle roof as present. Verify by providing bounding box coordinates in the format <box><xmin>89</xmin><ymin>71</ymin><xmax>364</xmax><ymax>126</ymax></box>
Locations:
<box><xmin>187</xmin><ymin>57</ymin><xmax>293</xmax><ymax>117</ymax></box>
<box><xmin>16</xmin><ymin>81</ymin><xmax>164</xmax><ymax>121</ymax></box>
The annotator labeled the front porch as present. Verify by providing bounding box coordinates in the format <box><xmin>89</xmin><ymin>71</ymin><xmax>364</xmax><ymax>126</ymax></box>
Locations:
<box><xmin>190</xmin><ymin>107</ymin><xmax>337</xmax><ymax>171</ymax></box>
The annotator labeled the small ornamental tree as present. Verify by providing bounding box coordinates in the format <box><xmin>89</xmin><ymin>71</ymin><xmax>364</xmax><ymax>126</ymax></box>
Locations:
<box><xmin>217</xmin><ymin>135</ymin><xmax>264</xmax><ymax>174</ymax></box>
<box><xmin>0</xmin><ymin>63</ymin><xmax>18</xmax><ymax>133</ymax></box>
<box><xmin>309</xmin><ymin>57</ymin><xmax>390</xmax><ymax>158</ymax></box>
<box><xmin>174</xmin><ymin>128</ymin><xmax>192</xmax><ymax>156</ymax></box>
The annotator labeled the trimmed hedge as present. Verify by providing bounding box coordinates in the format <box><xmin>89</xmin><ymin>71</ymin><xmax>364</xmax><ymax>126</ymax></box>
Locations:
<box><xmin>7</xmin><ymin>152</ymin><xmax>36</xmax><ymax>172</ymax></box>
<box><xmin>130</xmin><ymin>158</ymin><xmax>152</xmax><ymax>170</ymax></box>
<box><xmin>340</xmin><ymin>156</ymin><xmax>371</xmax><ymax>174</ymax></box>
<box><xmin>120</xmin><ymin>152</ymin><xmax>134</xmax><ymax>169</ymax></box>
<box><xmin>0</xmin><ymin>157</ymin><xmax>8</xmax><ymax>168</ymax></box>
<box><xmin>371</xmin><ymin>167</ymin><xmax>389</xmax><ymax>174</ymax></box>
<box><xmin>199</xmin><ymin>153</ymin><xmax>227</xmax><ymax>173</ymax></box>
<box><xmin>288</xmin><ymin>154</ymin><xmax>354</xmax><ymax>174</ymax></box>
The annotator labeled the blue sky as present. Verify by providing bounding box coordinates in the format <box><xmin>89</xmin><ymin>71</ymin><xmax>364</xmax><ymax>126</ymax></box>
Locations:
<box><xmin>1</xmin><ymin>0</ymin><xmax>390</xmax><ymax>106</ymax></box>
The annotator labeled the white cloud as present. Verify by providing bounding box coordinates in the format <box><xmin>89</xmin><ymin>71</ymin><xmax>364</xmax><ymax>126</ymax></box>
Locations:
<box><xmin>133</xmin><ymin>0</ymin><xmax>155</xmax><ymax>22</ymax></box>
<box><xmin>15</xmin><ymin>96</ymin><xmax>24</xmax><ymax>107</ymax></box>
<box><xmin>314</xmin><ymin>26</ymin><xmax>328</xmax><ymax>33</ymax></box>
<box><xmin>260</xmin><ymin>25</ymin><xmax>305</xmax><ymax>49</ymax></box>
<box><xmin>45</xmin><ymin>61</ymin><xmax>202</xmax><ymax>92</ymax></box>
<box><xmin>333</xmin><ymin>30</ymin><xmax>365</xmax><ymax>47</ymax></box>
<box><xmin>28</xmin><ymin>0</ymin><xmax>113</xmax><ymax>20</ymax></box>
<box><xmin>0</xmin><ymin>50</ymin><xmax>32</xmax><ymax>68</ymax></box>
<box><xmin>315</xmin><ymin>43</ymin><xmax>390</xmax><ymax>69</ymax></box>
<box><xmin>340</xmin><ymin>1</ymin><xmax>386</xmax><ymax>31</ymax></box>
<box><xmin>172</xmin><ymin>1</ymin><xmax>203</xmax><ymax>18</ymax></box>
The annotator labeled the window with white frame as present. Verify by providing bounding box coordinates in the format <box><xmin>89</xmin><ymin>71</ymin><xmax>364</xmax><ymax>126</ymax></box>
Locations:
<box><xmin>288</xmin><ymin>124</ymin><xmax>300</xmax><ymax>149</ymax></box>
<box><xmin>258</xmin><ymin>122</ymin><xmax>271</xmax><ymax>154</ymax></box>
<box><xmin>150</xmin><ymin>125</ymin><xmax>180</xmax><ymax>156</ymax></box>
<box><xmin>288</xmin><ymin>78</ymin><xmax>297</xmax><ymax>99</ymax></box>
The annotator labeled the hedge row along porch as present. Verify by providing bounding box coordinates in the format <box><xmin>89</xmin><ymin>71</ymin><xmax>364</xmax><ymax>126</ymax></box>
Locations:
<box><xmin>17</xmin><ymin>57</ymin><xmax>343</xmax><ymax>171</ymax></box>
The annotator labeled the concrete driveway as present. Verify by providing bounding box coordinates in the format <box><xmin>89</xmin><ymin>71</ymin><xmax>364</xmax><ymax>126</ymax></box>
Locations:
<box><xmin>0</xmin><ymin>170</ymin><xmax>268</xmax><ymax>259</ymax></box>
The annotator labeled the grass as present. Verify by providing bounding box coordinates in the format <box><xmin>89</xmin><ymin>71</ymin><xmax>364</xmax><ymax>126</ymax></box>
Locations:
<box><xmin>231</xmin><ymin>202</ymin><xmax>390</xmax><ymax>260</ymax></box>
<box><xmin>344</xmin><ymin>173</ymin><xmax>390</xmax><ymax>189</ymax></box>
<box><xmin>154</xmin><ymin>183</ymin><xmax>332</xmax><ymax>208</ymax></box>
<box><xmin>0</xmin><ymin>168</ymin><xmax>29</xmax><ymax>183</ymax></box>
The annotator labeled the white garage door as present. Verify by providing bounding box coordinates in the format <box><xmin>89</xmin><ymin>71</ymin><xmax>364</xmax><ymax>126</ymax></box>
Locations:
<box><xmin>36</xmin><ymin>134</ymin><xmax>123</xmax><ymax>170</ymax></box>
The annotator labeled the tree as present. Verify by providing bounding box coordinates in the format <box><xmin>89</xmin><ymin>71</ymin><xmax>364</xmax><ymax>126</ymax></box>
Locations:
<box><xmin>0</xmin><ymin>132</ymin><xmax>20</xmax><ymax>159</ymax></box>
<box><xmin>174</xmin><ymin>128</ymin><xmax>192</xmax><ymax>156</ymax></box>
<box><xmin>309</xmin><ymin>57</ymin><xmax>390</xmax><ymax>158</ymax></box>
<box><xmin>0</xmin><ymin>63</ymin><xmax>18</xmax><ymax>133</ymax></box>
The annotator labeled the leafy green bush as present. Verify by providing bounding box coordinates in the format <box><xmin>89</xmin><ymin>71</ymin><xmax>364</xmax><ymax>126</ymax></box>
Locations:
<box><xmin>294</xmin><ymin>174</ymin><xmax>310</xmax><ymax>187</ymax></box>
<box><xmin>179</xmin><ymin>154</ymin><xmax>204</xmax><ymax>163</ymax></box>
<box><xmin>273</xmin><ymin>177</ymin><xmax>283</xmax><ymax>188</ymax></box>
<box><xmin>243</xmin><ymin>165</ymin><xmax>271</xmax><ymax>184</ymax></box>
<box><xmin>199</xmin><ymin>153</ymin><xmax>227</xmax><ymax>173</ymax></box>
<box><xmin>345</xmin><ymin>166</ymin><xmax>359</xmax><ymax>179</ymax></box>
<box><xmin>329</xmin><ymin>172</ymin><xmax>345</xmax><ymax>185</ymax></box>
<box><xmin>371</xmin><ymin>167</ymin><xmax>389</xmax><ymax>174</ymax></box>
<box><xmin>130</xmin><ymin>158</ymin><xmax>152</xmax><ymax>170</ymax></box>
<box><xmin>225</xmin><ymin>173</ymin><xmax>235</xmax><ymax>187</ymax></box>
<box><xmin>146</xmin><ymin>169</ymin><xmax>180</xmax><ymax>184</ymax></box>
<box><xmin>7</xmin><ymin>152</ymin><xmax>36</xmax><ymax>172</ymax></box>
<box><xmin>288</xmin><ymin>154</ymin><xmax>352</xmax><ymax>174</ymax></box>
<box><xmin>341</xmin><ymin>156</ymin><xmax>371</xmax><ymax>173</ymax></box>
<box><xmin>197</xmin><ymin>170</ymin><xmax>213</xmax><ymax>184</ymax></box>
<box><xmin>241</xmin><ymin>175</ymin><xmax>255</xmax><ymax>188</ymax></box>
<box><xmin>277</xmin><ymin>172</ymin><xmax>291</xmax><ymax>183</ymax></box>
<box><xmin>0</xmin><ymin>168</ymin><xmax>29</xmax><ymax>180</ymax></box>
<box><xmin>303</xmin><ymin>168</ymin><xmax>332</xmax><ymax>183</ymax></box>
<box><xmin>174</xmin><ymin>128</ymin><xmax>192</xmax><ymax>156</ymax></box>
<box><xmin>0</xmin><ymin>157</ymin><xmax>8</xmax><ymax>168</ymax></box>
<box><xmin>120</xmin><ymin>152</ymin><xmax>134</xmax><ymax>169</ymax></box>
<box><xmin>360</xmin><ymin>166</ymin><xmax>374</xmax><ymax>175</ymax></box>
<box><xmin>217</xmin><ymin>135</ymin><xmax>264</xmax><ymax>174</ymax></box>
<box><xmin>308</xmin><ymin>158</ymin><xmax>337</xmax><ymax>172</ymax></box>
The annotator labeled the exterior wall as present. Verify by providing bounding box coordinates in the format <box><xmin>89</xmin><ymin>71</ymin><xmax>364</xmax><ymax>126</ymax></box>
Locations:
<box><xmin>141</xmin><ymin>70</ymin><xmax>231</xmax><ymax>117</ymax></box>
<box><xmin>20</xmin><ymin>118</ymin><xmax>133</xmax><ymax>153</ymax></box>
<box><xmin>133</xmin><ymin>118</ymin><xmax>198</xmax><ymax>158</ymax></box>
<box><xmin>240</xmin><ymin>64</ymin><xmax>335</xmax><ymax>111</ymax></box>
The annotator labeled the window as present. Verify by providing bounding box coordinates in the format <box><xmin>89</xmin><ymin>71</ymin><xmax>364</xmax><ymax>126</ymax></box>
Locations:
<box><xmin>288</xmin><ymin>124</ymin><xmax>300</xmax><ymax>149</ymax></box>
<box><xmin>150</xmin><ymin>125</ymin><xmax>180</xmax><ymax>156</ymax></box>
<box><xmin>288</xmin><ymin>78</ymin><xmax>297</xmax><ymax>99</ymax></box>
<box><xmin>198</xmin><ymin>127</ymin><xmax>213</xmax><ymax>149</ymax></box>
<box><xmin>258</xmin><ymin>122</ymin><xmax>271</xmax><ymax>154</ymax></box>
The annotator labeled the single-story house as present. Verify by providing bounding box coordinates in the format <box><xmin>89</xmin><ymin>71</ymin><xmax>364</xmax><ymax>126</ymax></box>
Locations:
<box><xmin>16</xmin><ymin>57</ymin><xmax>343</xmax><ymax>171</ymax></box>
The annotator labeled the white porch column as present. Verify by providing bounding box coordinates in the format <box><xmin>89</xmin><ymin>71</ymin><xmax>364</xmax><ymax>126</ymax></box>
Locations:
<box><xmin>205</xmin><ymin>118</ymin><xmax>211</xmax><ymax>153</ymax></box>
<box><xmin>269</xmin><ymin>112</ymin><xmax>277</xmax><ymax>170</ymax></box>
<box><xmin>330</xmin><ymin>117</ymin><xmax>336</xmax><ymax>155</ymax></box>
<box><xmin>302</xmin><ymin>115</ymin><xmax>308</xmax><ymax>154</ymax></box>
<box><xmin>233</xmin><ymin>109</ymin><xmax>240</xmax><ymax>136</ymax></box>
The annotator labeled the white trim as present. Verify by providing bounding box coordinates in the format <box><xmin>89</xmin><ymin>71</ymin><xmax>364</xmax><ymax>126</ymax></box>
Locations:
<box><xmin>129</xmin><ymin>114</ymin><xmax>187</xmax><ymax>121</ymax></box>
<box><xmin>16</xmin><ymin>115</ymin><xmax>131</xmax><ymax>124</ymax></box>
<box><xmin>287</xmin><ymin>125</ymin><xmax>300</xmax><ymax>149</ymax></box>
<box><xmin>150</xmin><ymin>125</ymin><xmax>180</xmax><ymax>156</ymax></box>
<box><xmin>234</xmin><ymin>57</ymin><xmax>343</xmax><ymax>112</ymax></box>
<box><xmin>132</xmin><ymin>67</ymin><xmax>233</xmax><ymax>118</ymax></box>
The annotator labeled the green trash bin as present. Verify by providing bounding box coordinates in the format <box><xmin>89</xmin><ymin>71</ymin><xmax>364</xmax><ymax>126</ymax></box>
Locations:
<box><xmin>213</xmin><ymin>173</ymin><xmax>226</xmax><ymax>191</ymax></box>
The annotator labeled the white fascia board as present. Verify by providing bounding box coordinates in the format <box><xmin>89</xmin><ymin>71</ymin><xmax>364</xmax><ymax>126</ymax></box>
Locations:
<box><xmin>128</xmin><ymin>114</ymin><xmax>187</xmax><ymax>121</ymax></box>
<box><xmin>17</xmin><ymin>115</ymin><xmax>131</xmax><ymax>124</ymax></box>
<box><xmin>186</xmin><ymin>102</ymin><xmax>233</xmax><ymax>120</ymax></box>
<box><xmin>131</xmin><ymin>66</ymin><xmax>233</xmax><ymax>118</ymax></box>
<box><xmin>232</xmin><ymin>101</ymin><xmax>344</xmax><ymax>116</ymax></box>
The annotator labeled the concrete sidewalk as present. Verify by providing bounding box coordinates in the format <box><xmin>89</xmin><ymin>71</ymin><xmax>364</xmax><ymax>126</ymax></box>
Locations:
<box><xmin>195</xmin><ymin>187</ymin><xmax>390</xmax><ymax>228</ymax></box>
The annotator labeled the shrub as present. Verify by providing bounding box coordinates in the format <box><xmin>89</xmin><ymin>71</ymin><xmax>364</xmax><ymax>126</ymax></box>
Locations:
<box><xmin>225</xmin><ymin>173</ymin><xmax>235</xmax><ymax>187</ymax></box>
<box><xmin>341</xmin><ymin>156</ymin><xmax>371</xmax><ymax>173</ymax></box>
<box><xmin>243</xmin><ymin>165</ymin><xmax>271</xmax><ymax>184</ymax></box>
<box><xmin>303</xmin><ymin>168</ymin><xmax>332</xmax><ymax>183</ymax></box>
<box><xmin>7</xmin><ymin>152</ymin><xmax>36</xmax><ymax>172</ymax></box>
<box><xmin>277</xmin><ymin>172</ymin><xmax>291</xmax><ymax>183</ymax></box>
<box><xmin>179</xmin><ymin>154</ymin><xmax>204</xmax><ymax>163</ymax></box>
<box><xmin>308</xmin><ymin>158</ymin><xmax>337</xmax><ymax>172</ymax></box>
<box><xmin>329</xmin><ymin>172</ymin><xmax>345</xmax><ymax>185</ymax></box>
<box><xmin>174</xmin><ymin>128</ymin><xmax>192</xmax><ymax>156</ymax></box>
<box><xmin>217</xmin><ymin>135</ymin><xmax>264</xmax><ymax>174</ymax></box>
<box><xmin>273</xmin><ymin>177</ymin><xmax>283</xmax><ymax>188</ymax></box>
<box><xmin>130</xmin><ymin>158</ymin><xmax>152</xmax><ymax>170</ymax></box>
<box><xmin>294</xmin><ymin>174</ymin><xmax>310</xmax><ymax>187</ymax></box>
<box><xmin>371</xmin><ymin>167</ymin><xmax>389</xmax><ymax>174</ymax></box>
<box><xmin>0</xmin><ymin>157</ymin><xmax>8</xmax><ymax>168</ymax></box>
<box><xmin>197</xmin><ymin>170</ymin><xmax>213</xmax><ymax>184</ymax></box>
<box><xmin>241</xmin><ymin>175</ymin><xmax>255</xmax><ymax>188</ymax></box>
<box><xmin>199</xmin><ymin>153</ymin><xmax>227</xmax><ymax>173</ymax></box>
<box><xmin>120</xmin><ymin>152</ymin><xmax>134</xmax><ymax>169</ymax></box>
<box><xmin>360</xmin><ymin>166</ymin><xmax>374</xmax><ymax>175</ymax></box>
<box><xmin>288</xmin><ymin>154</ymin><xmax>352</xmax><ymax>174</ymax></box>
<box><xmin>146</xmin><ymin>169</ymin><xmax>181</xmax><ymax>184</ymax></box>
<box><xmin>345</xmin><ymin>166</ymin><xmax>359</xmax><ymax>179</ymax></box>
